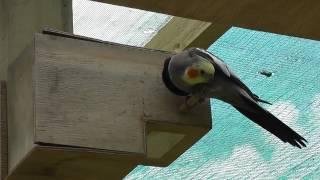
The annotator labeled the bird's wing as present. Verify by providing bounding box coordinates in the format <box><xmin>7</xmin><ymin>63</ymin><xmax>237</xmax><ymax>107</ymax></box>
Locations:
<box><xmin>191</xmin><ymin>48</ymin><xmax>231</xmax><ymax>77</ymax></box>
<box><xmin>229</xmin><ymin>69</ymin><xmax>272</xmax><ymax>104</ymax></box>
<box><xmin>233</xmin><ymin>91</ymin><xmax>307</xmax><ymax>148</ymax></box>
<box><xmin>193</xmin><ymin>48</ymin><xmax>272</xmax><ymax>104</ymax></box>
<box><xmin>192</xmin><ymin>48</ymin><xmax>307</xmax><ymax>148</ymax></box>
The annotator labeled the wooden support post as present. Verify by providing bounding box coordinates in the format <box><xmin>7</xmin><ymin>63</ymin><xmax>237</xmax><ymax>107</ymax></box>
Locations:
<box><xmin>0</xmin><ymin>81</ymin><xmax>8</xmax><ymax>180</ymax></box>
<box><xmin>1</xmin><ymin>0</ymin><xmax>72</xmax><ymax>81</ymax></box>
<box><xmin>1</xmin><ymin>1</ymin><xmax>72</xmax><ymax>176</ymax></box>
<box><xmin>0</xmin><ymin>2</ymin><xmax>8</xmax><ymax>81</ymax></box>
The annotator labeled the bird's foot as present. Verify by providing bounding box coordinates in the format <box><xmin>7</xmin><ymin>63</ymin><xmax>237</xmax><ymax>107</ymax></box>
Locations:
<box><xmin>179</xmin><ymin>96</ymin><xmax>206</xmax><ymax>113</ymax></box>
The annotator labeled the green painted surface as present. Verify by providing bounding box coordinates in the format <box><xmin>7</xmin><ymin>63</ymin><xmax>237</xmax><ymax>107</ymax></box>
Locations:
<box><xmin>126</xmin><ymin>27</ymin><xmax>320</xmax><ymax>179</ymax></box>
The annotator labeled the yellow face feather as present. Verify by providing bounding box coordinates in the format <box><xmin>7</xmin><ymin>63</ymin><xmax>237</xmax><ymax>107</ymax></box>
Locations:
<box><xmin>182</xmin><ymin>59</ymin><xmax>215</xmax><ymax>85</ymax></box>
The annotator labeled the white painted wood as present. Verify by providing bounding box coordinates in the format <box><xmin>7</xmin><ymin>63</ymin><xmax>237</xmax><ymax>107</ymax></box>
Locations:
<box><xmin>33</xmin><ymin>33</ymin><xmax>173</xmax><ymax>154</ymax></box>
<box><xmin>7</xmin><ymin>32</ymin><xmax>212</xmax><ymax>179</ymax></box>
<box><xmin>7</xmin><ymin>44</ymin><xmax>36</xmax><ymax>173</ymax></box>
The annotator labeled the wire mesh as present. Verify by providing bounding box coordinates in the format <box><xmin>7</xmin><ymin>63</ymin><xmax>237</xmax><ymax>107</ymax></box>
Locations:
<box><xmin>126</xmin><ymin>27</ymin><xmax>320</xmax><ymax>179</ymax></box>
<box><xmin>73</xmin><ymin>0</ymin><xmax>172</xmax><ymax>47</ymax></box>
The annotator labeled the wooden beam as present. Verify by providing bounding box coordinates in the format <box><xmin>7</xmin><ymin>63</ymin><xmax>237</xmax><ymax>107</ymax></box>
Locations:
<box><xmin>186</xmin><ymin>23</ymin><xmax>231</xmax><ymax>49</ymax></box>
<box><xmin>97</xmin><ymin>0</ymin><xmax>320</xmax><ymax>40</ymax></box>
<box><xmin>1</xmin><ymin>1</ymin><xmax>72</xmax><ymax>178</ymax></box>
<box><xmin>1</xmin><ymin>0</ymin><xmax>72</xmax><ymax>81</ymax></box>
<box><xmin>145</xmin><ymin>17</ymin><xmax>211</xmax><ymax>52</ymax></box>
<box><xmin>0</xmin><ymin>81</ymin><xmax>8</xmax><ymax>180</ymax></box>
<box><xmin>145</xmin><ymin>17</ymin><xmax>230</xmax><ymax>53</ymax></box>
<box><xmin>0</xmin><ymin>1</ymin><xmax>8</xmax><ymax>81</ymax></box>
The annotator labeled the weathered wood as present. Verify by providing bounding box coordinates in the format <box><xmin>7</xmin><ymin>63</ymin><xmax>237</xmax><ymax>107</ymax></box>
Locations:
<box><xmin>0</xmin><ymin>0</ymin><xmax>72</xmax><ymax>82</ymax></box>
<box><xmin>0</xmin><ymin>2</ymin><xmax>8</xmax><ymax>81</ymax></box>
<box><xmin>144</xmin><ymin>123</ymin><xmax>209</xmax><ymax>166</ymax></box>
<box><xmin>6</xmin><ymin>0</ymin><xmax>72</xmax><ymax>64</ymax></box>
<box><xmin>97</xmin><ymin>0</ymin><xmax>320</xmax><ymax>40</ymax></box>
<box><xmin>7</xmin><ymin>147</ymin><xmax>139</xmax><ymax>180</ymax></box>
<box><xmin>7</xmin><ymin>32</ymin><xmax>212</xmax><ymax>179</ymax></box>
<box><xmin>186</xmin><ymin>23</ymin><xmax>231</xmax><ymax>49</ymax></box>
<box><xmin>179</xmin><ymin>97</ymin><xmax>206</xmax><ymax>113</ymax></box>
<box><xmin>145</xmin><ymin>17</ymin><xmax>211</xmax><ymax>52</ymax></box>
<box><xmin>7</xmin><ymin>44</ymin><xmax>36</xmax><ymax>172</ymax></box>
<box><xmin>35</xmin><ymin>34</ymin><xmax>148</xmax><ymax>153</ymax></box>
<box><xmin>0</xmin><ymin>81</ymin><xmax>8</xmax><ymax>180</ymax></box>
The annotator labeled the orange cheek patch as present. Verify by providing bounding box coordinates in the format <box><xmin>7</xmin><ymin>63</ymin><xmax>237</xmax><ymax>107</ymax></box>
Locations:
<box><xmin>187</xmin><ymin>68</ymin><xmax>199</xmax><ymax>78</ymax></box>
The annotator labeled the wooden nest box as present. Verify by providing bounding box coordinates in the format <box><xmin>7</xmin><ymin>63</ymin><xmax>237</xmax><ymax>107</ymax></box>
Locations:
<box><xmin>4</xmin><ymin>31</ymin><xmax>212</xmax><ymax>179</ymax></box>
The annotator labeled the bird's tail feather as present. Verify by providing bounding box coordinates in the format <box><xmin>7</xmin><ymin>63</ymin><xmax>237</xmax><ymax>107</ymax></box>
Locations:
<box><xmin>233</xmin><ymin>94</ymin><xmax>307</xmax><ymax>148</ymax></box>
<box><xmin>253</xmin><ymin>94</ymin><xmax>272</xmax><ymax>105</ymax></box>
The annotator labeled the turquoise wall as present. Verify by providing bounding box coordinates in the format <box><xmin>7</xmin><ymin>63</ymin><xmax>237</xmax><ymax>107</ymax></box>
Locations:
<box><xmin>126</xmin><ymin>27</ymin><xmax>320</xmax><ymax>179</ymax></box>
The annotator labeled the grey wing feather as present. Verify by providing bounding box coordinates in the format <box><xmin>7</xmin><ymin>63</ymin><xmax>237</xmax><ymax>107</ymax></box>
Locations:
<box><xmin>192</xmin><ymin>48</ymin><xmax>271</xmax><ymax>104</ymax></box>
<box><xmin>192</xmin><ymin>48</ymin><xmax>231</xmax><ymax>77</ymax></box>
<box><xmin>193</xmin><ymin>48</ymin><xmax>248</xmax><ymax>88</ymax></box>
<box><xmin>234</xmin><ymin>92</ymin><xmax>307</xmax><ymax>148</ymax></box>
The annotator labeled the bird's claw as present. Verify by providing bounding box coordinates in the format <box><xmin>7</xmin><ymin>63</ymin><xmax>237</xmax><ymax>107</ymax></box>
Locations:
<box><xmin>179</xmin><ymin>96</ymin><xmax>205</xmax><ymax>112</ymax></box>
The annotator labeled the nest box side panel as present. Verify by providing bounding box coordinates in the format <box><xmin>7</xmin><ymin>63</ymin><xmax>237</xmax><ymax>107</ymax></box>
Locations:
<box><xmin>7</xmin><ymin>44</ymin><xmax>36</xmax><ymax>172</ymax></box>
<box><xmin>33</xmin><ymin>34</ymin><xmax>171</xmax><ymax>154</ymax></box>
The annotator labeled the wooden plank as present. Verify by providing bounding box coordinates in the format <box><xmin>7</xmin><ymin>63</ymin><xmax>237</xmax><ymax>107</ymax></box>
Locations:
<box><xmin>7</xmin><ymin>31</ymin><xmax>212</xmax><ymax>178</ymax></box>
<box><xmin>145</xmin><ymin>17</ymin><xmax>211</xmax><ymax>52</ymax></box>
<box><xmin>97</xmin><ymin>0</ymin><xmax>320</xmax><ymax>40</ymax></box>
<box><xmin>7</xmin><ymin>175</ymin><xmax>58</xmax><ymax>180</ymax></box>
<box><xmin>186</xmin><ymin>23</ymin><xmax>231</xmax><ymax>49</ymax></box>
<box><xmin>0</xmin><ymin>2</ymin><xmax>8</xmax><ymax>81</ymax></box>
<box><xmin>0</xmin><ymin>81</ymin><xmax>8</xmax><ymax>180</ymax></box>
<box><xmin>2</xmin><ymin>0</ymin><xmax>72</xmax><ymax>82</ymax></box>
<box><xmin>7</xmin><ymin>0</ymin><xmax>69</xmax><ymax>63</ymax></box>
<box><xmin>144</xmin><ymin>123</ymin><xmax>209</xmax><ymax>166</ymax></box>
<box><xmin>7</xmin><ymin>44</ymin><xmax>36</xmax><ymax>173</ymax></box>
<box><xmin>7</xmin><ymin>147</ymin><xmax>139</xmax><ymax>180</ymax></box>
<box><xmin>33</xmin><ymin>33</ymin><xmax>170</xmax><ymax>154</ymax></box>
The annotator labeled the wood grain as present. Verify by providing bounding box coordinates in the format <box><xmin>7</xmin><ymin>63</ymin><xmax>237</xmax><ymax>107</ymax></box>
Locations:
<box><xmin>7</xmin><ymin>146</ymin><xmax>139</xmax><ymax>180</ymax></box>
<box><xmin>7</xmin><ymin>44</ymin><xmax>36</xmax><ymax>172</ymax></box>
<box><xmin>7</xmin><ymin>32</ymin><xmax>212</xmax><ymax>178</ymax></box>
<box><xmin>0</xmin><ymin>81</ymin><xmax>8</xmax><ymax>180</ymax></box>
<box><xmin>145</xmin><ymin>17</ymin><xmax>211</xmax><ymax>52</ymax></box>
<box><xmin>34</xmin><ymin>33</ymin><xmax>173</xmax><ymax>154</ymax></box>
<box><xmin>97</xmin><ymin>0</ymin><xmax>320</xmax><ymax>41</ymax></box>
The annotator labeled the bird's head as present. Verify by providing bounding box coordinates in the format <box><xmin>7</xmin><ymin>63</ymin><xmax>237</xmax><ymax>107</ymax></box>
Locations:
<box><xmin>163</xmin><ymin>48</ymin><xmax>215</xmax><ymax>96</ymax></box>
<box><xmin>181</xmin><ymin>53</ymin><xmax>215</xmax><ymax>85</ymax></box>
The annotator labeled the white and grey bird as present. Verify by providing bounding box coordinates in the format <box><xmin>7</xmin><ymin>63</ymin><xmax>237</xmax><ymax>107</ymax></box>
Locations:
<box><xmin>162</xmin><ymin>47</ymin><xmax>307</xmax><ymax>148</ymax></box>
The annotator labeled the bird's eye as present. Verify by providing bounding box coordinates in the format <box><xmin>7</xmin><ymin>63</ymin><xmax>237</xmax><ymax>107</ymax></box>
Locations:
<box><xmin>200</xmin><ymin>70</ymin><xmax>205</xmax><ymax>75</ymax></box>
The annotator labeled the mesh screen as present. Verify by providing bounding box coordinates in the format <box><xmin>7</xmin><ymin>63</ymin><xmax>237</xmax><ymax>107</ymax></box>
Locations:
<box><xmin>126</xmin><ymin>27</ymin><xmax>320</xmax><ymax>179</ymax></box>
<box><xmin>73</xmin><ymin>0</ymin><xmax>172</xmax><ymax>47</ymax></box>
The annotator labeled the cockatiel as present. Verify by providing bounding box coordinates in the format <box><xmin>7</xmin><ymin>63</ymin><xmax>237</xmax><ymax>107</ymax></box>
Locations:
<box><xmin>162</xmin><ymin>47</ymin><xmax>307</xmax><ymax>148</ymax></box>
